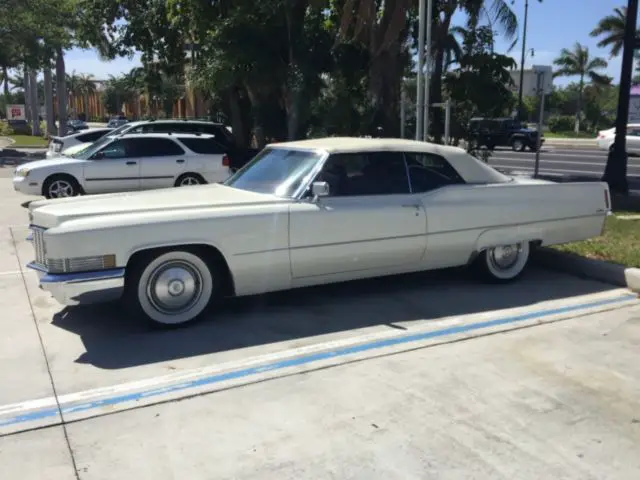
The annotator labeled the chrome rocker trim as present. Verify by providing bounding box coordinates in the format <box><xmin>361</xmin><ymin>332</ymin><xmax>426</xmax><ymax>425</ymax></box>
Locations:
<box><xmin>27</xmin><ymin>261</ymin><xmax>125</xmax><ymax>306</ymax></box>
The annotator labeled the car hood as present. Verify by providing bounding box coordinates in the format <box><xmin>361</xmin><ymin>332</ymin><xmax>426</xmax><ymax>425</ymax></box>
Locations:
<box><xmin>18</xmin><ymin>157</ymin><xmax>87</xmax><ymax>171</ymax></box>
<box><xmin>29</xmin><ymin>184</ymin><xmax>289</xmax><ymax>228</ymax></box>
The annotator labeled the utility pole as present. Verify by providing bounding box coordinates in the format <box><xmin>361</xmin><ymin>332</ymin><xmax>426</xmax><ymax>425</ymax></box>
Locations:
<box><xmin>422</xmin><ymin>0</ymin><xmax>433</xmax><ymax>142</ymax></box>
<box><xmin>517</xmin><ymin>0</ymin><xmax>529</xmax><ymax>121</ymax></box>
<box><xmin>415</xmin><ymin>0</ymin><xmax>426</xmax><ymax>141</ymax></box>
<box><xmin>602</xmin><ymin>0</ymin><xmax>637</xmax><ymax>195</ymax></box>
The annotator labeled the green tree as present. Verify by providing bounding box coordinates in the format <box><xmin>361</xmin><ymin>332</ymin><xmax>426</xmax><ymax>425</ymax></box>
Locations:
<box><xmin>553</xmin><ymin>42</ymin><xmax>608</xmax><ymax>133</ymax></box>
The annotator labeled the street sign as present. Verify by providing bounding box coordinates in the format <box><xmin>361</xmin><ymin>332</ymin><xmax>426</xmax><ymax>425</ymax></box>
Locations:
<box><xmin>532</xmin><ymin>65</ymin><xmax>553</xmax><ymax>94</ymax></box>
<box><xmin>6</xmin><ymin>104</ymin><xmax>26</xmax><ymax>121</ymax></box>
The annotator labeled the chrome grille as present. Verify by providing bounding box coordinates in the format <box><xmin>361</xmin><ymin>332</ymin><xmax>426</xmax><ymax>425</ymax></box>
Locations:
<box><xmin>46</xmin><ymin>256</ymin><xmax>107</xmax><ymax>274</ymax></box>
<box><xmin>31</xmin><ymin>227</ymin><xmax>47</xmax><ymax>267</ymax></box>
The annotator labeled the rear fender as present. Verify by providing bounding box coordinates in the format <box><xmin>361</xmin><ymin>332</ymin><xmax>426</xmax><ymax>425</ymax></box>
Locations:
<box><xmin>474</xmin><ymin>226</ymin><xmax>541</xmax><ymax>252</ymax></box>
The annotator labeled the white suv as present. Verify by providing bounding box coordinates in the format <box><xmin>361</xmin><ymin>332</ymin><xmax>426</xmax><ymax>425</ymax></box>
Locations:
<box><xmin>13</xmin><ymin>133</ymin><xmax>233</xmax><ymax>198</ymax></box>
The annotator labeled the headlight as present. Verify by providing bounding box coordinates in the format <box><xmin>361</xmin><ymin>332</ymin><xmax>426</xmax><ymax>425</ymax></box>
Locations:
<box><xmin>15</xmin><ymin>169</ymin><xmax>30</xmax><ymax>178</ymax></box>
<box><xmin>46</xmin><ymin>254</ymin><xmax>117</xmax><ymax>274</ymax></box>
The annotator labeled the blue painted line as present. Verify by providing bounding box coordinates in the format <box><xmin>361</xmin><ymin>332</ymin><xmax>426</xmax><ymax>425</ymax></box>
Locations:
<box><xmin>0</xmin><ymin>293</ymin><xmax>636</xmax><ymax>429</ymax></box>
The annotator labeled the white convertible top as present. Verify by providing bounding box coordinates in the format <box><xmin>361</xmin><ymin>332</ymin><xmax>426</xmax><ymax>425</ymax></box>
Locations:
<box><xmin>270</xmin><ymin>137</ymin><xmax>512</xmax><ymax>185</ymax></box>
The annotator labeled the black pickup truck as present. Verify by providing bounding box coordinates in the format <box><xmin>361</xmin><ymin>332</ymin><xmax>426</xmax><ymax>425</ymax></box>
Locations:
<box><xmin>468</xmin><ymin>117</ymin><xmax>544</xmax><ymax>152</ymax></box>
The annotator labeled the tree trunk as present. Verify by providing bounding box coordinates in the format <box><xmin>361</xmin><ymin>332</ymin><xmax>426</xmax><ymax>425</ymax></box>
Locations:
<box><xmin>228</xmin><ymin>86</ymin><xmax>247</xmax><ymax>148</ymax></box>
<box><xmin>369</xmin><ymin>50</ymin><xmax>401</xmax><ymax>137</ymax></box>
<box><xmin>244</xmin><ymin>83</ymin><xmax>266</xmax><ymax>148</ymax></box>
<box><xmin>29</xmin><ymin>69</ymin><xmax>41</xmax><ymax>136</ymax></box>
<box><xmin>43</xmin><ymin>65</ymin><xmax>56</xmax><ymax>135</ymax></box>
<box><xmin>430</xmin><ymin>9</ymin><xmax>454</xmax><ymax>144</ymax></box>
<box><xmin>55</xmin><ymin>47</ymin><xmax>68</xmax><ymax>136</ymax></box>
<box><xmin>24</xmin><ymin>66</ymin><xmax>32</xmax><ymax>123</ymax></box>
<box><xmin>574</xmin><ymin>76</ymin><xmax>583</xmax><ymax>134</ymax></box>
<box><xmin>1</xmin><ymin>65</ymin><xmax>9</xmax><ymax>99</ymax></box>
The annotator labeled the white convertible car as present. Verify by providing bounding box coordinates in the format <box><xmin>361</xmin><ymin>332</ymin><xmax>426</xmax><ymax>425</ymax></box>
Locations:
<box><xmin>26</xmin><ymin>137</ymin><xmax>611</xmax><ymax>327</ymax></box>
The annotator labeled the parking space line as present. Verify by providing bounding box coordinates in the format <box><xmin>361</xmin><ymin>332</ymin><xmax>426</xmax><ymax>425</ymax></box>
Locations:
<box><xmin>0</xmin><ymin>290</ymin><xmax>637</xmax><ymax>435</ymax></box>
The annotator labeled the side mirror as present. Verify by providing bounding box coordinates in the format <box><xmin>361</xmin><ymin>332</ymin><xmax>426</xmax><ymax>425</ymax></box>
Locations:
<box><xmin>92</xmin><ymin>151</ymin><xmax>105</xmax><ymax>160</ymax></box>
<box><xmin>311</xmin><ymin>181</ymin><xmax>330</xmax><ymax>200</ymax></box>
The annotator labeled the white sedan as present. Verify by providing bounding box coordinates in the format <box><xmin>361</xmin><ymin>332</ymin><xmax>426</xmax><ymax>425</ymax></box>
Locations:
<box><xmin>26</xmin><ymin>137</ymin><xmax>611</xmax><ymax>327</ymax></box>
<box><xmin>14</xmin><ymin>132</ymin><xmax>232</xmax><ymax>198</ymax></box>
<box><xmin>46</xmin><ymin>128</ymin><xmax>113</xmax><ymax>158</ymax></box>
<box><xmin>596</xmin><ymin>124</ymin><xmax>640</xmax><ymax>153</ymax></box>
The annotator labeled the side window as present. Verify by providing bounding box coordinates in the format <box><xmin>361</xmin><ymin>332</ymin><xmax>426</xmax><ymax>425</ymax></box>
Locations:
<box><xmin>200</xmin><ymin>125</ymin><xmax>233</xmax><ymax>147</ymax></box>
<box><xmin>77</xmin><ymin>130</ymin><xmax>107</xmax><ymax>143</ymax></box>
<box><xmin>317</xmin><ymin>151</ymin><xmax>410</xmax><ymax>196</ymax></box>
<box><xmin>177</xmin><ymin>138</ymin><xmax>226</xmax><ymax>154</ymax></box>
<box><xmin>124</xmin><ymin>138</ymin><xmax>185</xmax><ymax>157</ymax></box>
<box><xmin>96</xmin><ymin>140</ymin><xmax>127</xmax><ymax>159</ymax></box>
<box><xmin>404</xmin><ymin>152</ymin><xmax>465</xmax><ymax>192</ymax></box>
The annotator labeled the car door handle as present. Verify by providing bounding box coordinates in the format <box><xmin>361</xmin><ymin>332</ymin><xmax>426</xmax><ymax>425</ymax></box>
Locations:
<box><xmin>401</xmin><ymin>203</ymin><xmax>421</xmax><ymax>208</ymax></box>
<box><xmin>126</xmin><ymin>161</ymin><xmax>137</xmax><ymax>165</ymax></box>
<box><xmin>176</xmin><ymin>159</ymin><xmax>185</xmax><ymax>164</ymax></box>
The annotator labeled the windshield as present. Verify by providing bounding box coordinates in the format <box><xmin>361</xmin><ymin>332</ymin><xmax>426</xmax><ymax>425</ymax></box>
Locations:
<box><xmin>70</xmin><ymin>135</ymin><xmax>114</xmax><ymax>159</ymax></box>
<box><xmin>224</xmin><ymin>147</ymin><xmax>324</xmax><ymax>197</ymax></box>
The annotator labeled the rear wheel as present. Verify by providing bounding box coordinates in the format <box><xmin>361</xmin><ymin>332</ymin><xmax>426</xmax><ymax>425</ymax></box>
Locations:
<box><xmin>125</xmin><ymin>249</ymin><xmax>219</xmax><ymax>327</ymax></box>
<box><xmin>473</xmin><ymin>242</ymin><xmax>531</xmax><ymax>283</ymax></box>
<box><xmin>175</xmin><ymin>173</ymin><xmax>206</xmax><ymax>187</ymax></box>
<box><xmin>511</xmin><ymin>138</ymin><xmax>525</xmax><ymax>152</ymax></box>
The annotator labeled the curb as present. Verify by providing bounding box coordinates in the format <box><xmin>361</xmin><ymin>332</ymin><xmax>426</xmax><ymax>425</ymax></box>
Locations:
<box><xmin>533</xmin><ymin>247</ymin><xmax>640</xmax><ymax>294</ymax></box>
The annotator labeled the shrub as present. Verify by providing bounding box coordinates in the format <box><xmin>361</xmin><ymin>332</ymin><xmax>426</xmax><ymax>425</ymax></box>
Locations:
<box><xmin>0</xmin><ymin>121</ymin><xmax>14</xmax><ymax>136</ymax></box>
<box><xmin>548</xmin><ymin>115</ymin><xmax>575</xmax><ymax>133</ymax></box>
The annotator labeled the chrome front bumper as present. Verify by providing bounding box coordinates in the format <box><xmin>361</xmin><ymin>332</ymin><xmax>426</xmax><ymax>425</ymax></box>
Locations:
<box><xmin>27</xmin><ymin>262</ymin><xmax>125</xmax><ymax>306</ymax></box>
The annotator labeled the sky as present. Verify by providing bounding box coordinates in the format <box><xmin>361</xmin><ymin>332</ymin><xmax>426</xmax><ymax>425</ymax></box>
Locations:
<box><xmin>62</xmin><ymin>0</ymin><xmax>623</xmax><ymax>87</ymax></box>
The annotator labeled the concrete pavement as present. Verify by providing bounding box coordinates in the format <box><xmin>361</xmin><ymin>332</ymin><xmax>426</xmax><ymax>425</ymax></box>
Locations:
<box><xmin>1</xmin><ymin>172</ymin><xmax>640</xmax><ymax>479</ymax></box>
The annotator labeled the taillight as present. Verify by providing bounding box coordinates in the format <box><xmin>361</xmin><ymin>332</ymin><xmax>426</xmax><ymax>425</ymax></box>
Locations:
<box><xmin>222</xmin><ymin>154</ymin><xmax>230</xmax><ymax>167</ymax></box>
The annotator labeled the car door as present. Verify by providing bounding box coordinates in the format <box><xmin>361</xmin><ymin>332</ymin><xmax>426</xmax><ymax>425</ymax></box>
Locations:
<box><xmin>82</xmin><ymin>138</ymin><xmax>141</xmax><ymax>193</ymax></box>
<box><xmin>288</xmin><ymin>151</ymin><xmax>428</xmax><ymax>279</ymax></box>
<box><xmin>134</xmin><ymin>137</ymin><xmax>188</xmax><ymax>190</ymax></box>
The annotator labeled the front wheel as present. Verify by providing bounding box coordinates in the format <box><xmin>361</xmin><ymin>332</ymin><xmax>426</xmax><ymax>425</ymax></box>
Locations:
<box><xmin>42</xmin><ymin>174</ymin><xmax>81</xmax><ymax>199</ymax></box>
<box><xmin>473</xmin><ymin>242</ymin><xmax>531</xmax><ymax>283</ymax></box>
<box><xmin>125</xmin><ymin>250</ymin><xmax>218</xmax><ymax>327</ymax></box>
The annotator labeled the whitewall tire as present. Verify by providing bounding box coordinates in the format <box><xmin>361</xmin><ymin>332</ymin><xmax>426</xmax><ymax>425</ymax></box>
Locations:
<box><xmin>475</xmin><ymin>242</ymin><xmax>530</xmax><ymax>282</ymax></box>
<box><xmin>127</xmin><ymin>250</ymin><xmax>216</xmax><ymax>326</ymax></box>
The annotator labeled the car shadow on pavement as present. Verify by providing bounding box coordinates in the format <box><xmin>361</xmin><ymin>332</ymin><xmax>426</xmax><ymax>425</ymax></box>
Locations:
<box><xmin>50</xmin><ymin>265</ymin><xmax>617</xmax><ymax>370</ymax></box>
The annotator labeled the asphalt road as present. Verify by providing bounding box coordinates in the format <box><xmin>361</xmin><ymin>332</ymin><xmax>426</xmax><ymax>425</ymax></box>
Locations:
<box><xmin>489</xmin><ymin>146</ymin><xmax>640</xmax><ymax>192</ymax></box>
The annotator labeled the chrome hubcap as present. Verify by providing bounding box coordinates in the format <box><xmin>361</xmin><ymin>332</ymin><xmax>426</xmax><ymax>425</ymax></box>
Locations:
<box><xmin>146</xmin><ymin>261</ymin><xmax>203</xmax><ymax>314</ymax></box>
<box><xmin>490</xmin><ymin>244</ymin><xmax>521</xmax><ymax>270</ymax></box>
<box><xmin>49</xmin><ymin>180</ymin><xmax>73</xmax><ymax>197</ymax></box>
<box><xmin>180</xmin><ymin>177</ymin><xmax>199</xmax><ymax>186</ymax></box>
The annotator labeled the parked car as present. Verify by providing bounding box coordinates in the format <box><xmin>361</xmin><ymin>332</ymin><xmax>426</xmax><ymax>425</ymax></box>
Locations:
<box><xmin>66</xmin><ymin>119</ymin><xmax>89</xmax><ymax>133</ymax></box>
<box><xmin>468</xmin><ymin>117</ymin><xmax>544</xmax><ymax>151</ymax></box>
<box><xmin>46</xmin><ymin>128</ymin><xmax>113</xmax><ymax>158</ymax></box>
<box><xmin>103</xmin><ymin>119</ymin><xmax>260</xmax><ymax>170</ymax></box>
<box><xmin>107</xmin><ymin>117</ymin><xmax>128</xmax><ymax>128</ymax></box>
<box><xmin>13</xmin><ymin>132</ymin><xmax>232</xmax><ymax>198</ymax></box>
<box><xmin>24</xmin><ymin>137</ymin><xmax>610</xmax><ymax>327</ymax></box>
<box><xmin>596</xmin><ymin>124</ymin><xmax>640</xmax><ymax>153</ymax></box>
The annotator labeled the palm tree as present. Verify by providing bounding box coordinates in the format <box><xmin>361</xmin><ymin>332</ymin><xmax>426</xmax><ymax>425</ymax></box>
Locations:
<box><xmin>78</xmin><ymin>73</ymin><xmax>96</xmax><ymax>120</ymax></box>
<box><xmin>553</xmin><ymin>43</ymin><xmax>608</xmax><ymax>133</ymax></box>
<box><xmin>65</xmin><ymin>71</ymin><xmax>81</xmax><ymax>119</ymax></box>
<box><xmin>590</xmin><ymin>6</ymin><xmax>640</xmax><ymax>59</ymax></box>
